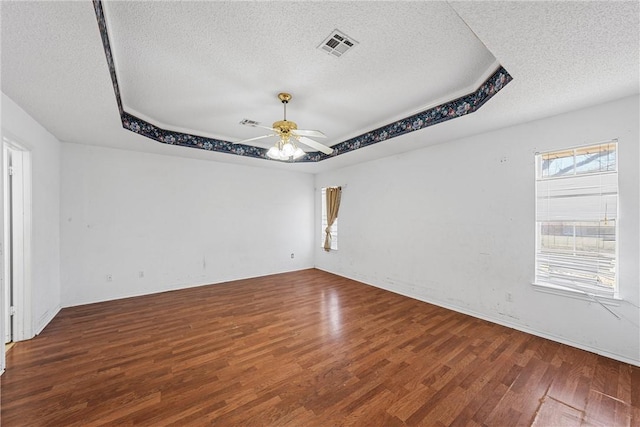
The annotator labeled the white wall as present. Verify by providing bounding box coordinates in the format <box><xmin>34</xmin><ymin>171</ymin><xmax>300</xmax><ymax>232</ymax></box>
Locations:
<box><xmin>1</xmin><ymin>92</ymin><xmax>62</xmax><ymax>340</ymax></box>
<box><xmin>1</xmin><ymin>88</ymin><xmax>637</xmax><ymax>373</ymax></box>
<box><xmin>315</xmin><ymin>95</ymin><xmax>640</xmax><ymax>365</ymax></box>
<box><xmin>61</xmin><ymin>143</ymin><xmax>315</xmax><ymax>306</ymax></box>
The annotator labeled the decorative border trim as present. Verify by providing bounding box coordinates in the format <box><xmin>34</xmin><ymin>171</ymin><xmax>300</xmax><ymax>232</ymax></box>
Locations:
<box><xmin>121</xmin><ymin>112</ymin><xmax>268</xmax><ymax>160</ymax></box>
<box><xmin>93</xmin><ymin>0</ymin><xmax>123</xmax><ymax>116</ymax></box>
<box><xmin>93</xmin><ymin>1</ymin><xmax>513</xmax><ymax>163</ymax></box>
<box><xmin>306</xmin><ymin>67</ymin><xmax>512</xmax><ymax>162</ymax></box>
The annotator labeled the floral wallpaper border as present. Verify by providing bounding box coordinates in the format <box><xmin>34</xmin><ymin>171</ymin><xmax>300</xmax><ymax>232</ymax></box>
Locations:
<box><xmin>93</xmin><ymin>0</ymin><xmax>513</xmax><ymax>163</ymax></box>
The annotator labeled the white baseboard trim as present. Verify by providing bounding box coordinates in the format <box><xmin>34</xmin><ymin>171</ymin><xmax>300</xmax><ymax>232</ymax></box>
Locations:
<box><xmin>35</xmin><ymin>305</ymin><xmax>61</xmax><ymax>336</ymax></box>
<box><xmin>63</xmin><ymin>267</ymin><xmax>315</xmax><ymax>308</ymax></box>
<box><xmin>316</xmin><ymin>267</ymin><xmax>640</xmax><ymax>367</ymax></box>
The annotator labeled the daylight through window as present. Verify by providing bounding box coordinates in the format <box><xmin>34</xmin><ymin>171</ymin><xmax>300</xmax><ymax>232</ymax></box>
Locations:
<box><xmin>535</xmin><ymin>141</ymin><xmax>618</xmax><ymax>296</ymax></box>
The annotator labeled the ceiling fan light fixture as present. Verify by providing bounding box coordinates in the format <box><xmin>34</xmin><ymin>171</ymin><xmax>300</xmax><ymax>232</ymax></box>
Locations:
<box><xmin>267</xmin><ymin>146</ymin><xmax>282</xmax><ymax>159</ymax></box>
<box><xmin>281</xmin><ymin>142</ymin><xmax>295</xmax><ymax>157</ymax></box>
<box><xmin>266</xmin><ymin>139</ymin><xmax>306</xmax><ymax>161</ymax></box>
<box><xmin>242</xmin><ymin>92</ymin><xmax>331</xmax><ymax>160</ymax></box>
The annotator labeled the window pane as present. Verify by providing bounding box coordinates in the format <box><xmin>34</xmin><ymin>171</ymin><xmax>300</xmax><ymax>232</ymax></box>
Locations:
<box><xmin>574</xmin><ymin>223</ymin><xmax>615</xmax><ymax>254</ymax></box>
<box><xmin>541</xmin><ymin>154</ymin><xmax>574</xmax><ymax>177</ymax></box>
<box><xmin>540</xmin><ymin>222</ymin><xmax>574</xmax><ymax>251</ymax></box>
<box><xmin>539</xmin><ymin>221</ymin><xmax>615</xmax><ymax>254</ymax></box>
<box><xmin>536</xmin><ymin>142</ymin><xmax>618</xmax><ymax>295</ymax></box>
<box><xmin>575</xmin><ymin>144</ymin><xmax>617</xmax><ymax>174</ymax></box>
<box><xmin>540</xmin><ymin>143</ymin><xmax>617</xmax><ymax>178</ymax></box>
<box><xmin>537</xmin><ymin>220</ymin><xmax>616</xmax><ymax>291</ymax></box>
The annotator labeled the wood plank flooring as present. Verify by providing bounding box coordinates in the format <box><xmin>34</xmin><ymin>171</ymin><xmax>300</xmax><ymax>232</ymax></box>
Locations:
<box><xmin>1</xmin><ymin>269</ymin><xmax>638</xmax><ymax>426</ymax></box>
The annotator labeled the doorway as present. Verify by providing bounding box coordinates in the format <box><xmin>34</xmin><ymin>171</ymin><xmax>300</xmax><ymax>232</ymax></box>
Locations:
<box><xmin>3</xmin><ymin>136</ymin><xmax>32</xmax><ymax>346</ymax></box>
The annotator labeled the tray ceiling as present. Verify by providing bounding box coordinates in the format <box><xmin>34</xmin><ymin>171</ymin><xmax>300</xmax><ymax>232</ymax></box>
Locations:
<box><xmin>1</xmin><ymin>1</ymin><xmax>638</xmax><ymax>172</ymax></box>
<box><xmin>98</xmin><ymin>1</ymin><xmax>507</xmax><ymax>162</ymax></box>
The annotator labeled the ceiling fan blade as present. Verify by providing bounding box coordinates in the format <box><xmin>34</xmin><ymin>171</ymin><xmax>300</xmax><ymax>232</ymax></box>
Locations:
<box><xmin>297</xmin><ymin>136</ymin><xmax>334</xmax><ymax>155</ymax></box>
<box><xmin>239</xmin><ymin>121</ymin><xmax>276</xmax><ymax>132</ymax></box>
<box><xmin>292</xmin><ymin>129</ymin><xmax>327</xmax><ymax>138</ymax></box>
<box><xmin>253</xmin><ymin>124</ymin><xmax>277</xmax><ymax>132</ymax></box>
<box><xmin>234</xmin><ymin>134</ymin><xmax>276</xmax><ymax>144</ymax></box>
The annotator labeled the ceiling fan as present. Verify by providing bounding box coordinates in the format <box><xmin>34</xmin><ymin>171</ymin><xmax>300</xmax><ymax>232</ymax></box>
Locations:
<box><xmin>236</xmin><ymin>93</ymin><xmax>334</xmax><ymax>160</ymax></box>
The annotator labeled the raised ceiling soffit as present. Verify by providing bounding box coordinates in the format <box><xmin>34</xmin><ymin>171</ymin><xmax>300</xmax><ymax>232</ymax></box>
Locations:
<box><xmin>92</xmin><ymin>0</ymin><xmax>513</xmax><ymax>163</ymax></box>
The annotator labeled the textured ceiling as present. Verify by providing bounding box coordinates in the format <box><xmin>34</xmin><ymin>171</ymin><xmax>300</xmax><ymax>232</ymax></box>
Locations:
<box><xmin>104</xmin><ymin>1</ymin><xmax>497</xmax><ymax>147</ymax></box>
<box><xmin>1</xmin><ymin>1</ymin><xmax>638</xmax><ymax>173</ymax></box>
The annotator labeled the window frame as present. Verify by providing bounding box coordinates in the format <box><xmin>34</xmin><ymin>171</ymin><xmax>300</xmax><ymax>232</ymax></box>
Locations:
<box><xmin>533</xmin><ymin>141</ymin><xmax>619</xmax><ymax>299</ymax></box>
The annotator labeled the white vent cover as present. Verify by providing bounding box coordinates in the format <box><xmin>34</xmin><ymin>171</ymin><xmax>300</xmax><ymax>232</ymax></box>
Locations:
<box><xmin>318</xmin><ymin>30</ymin><xmax>358</xmax><ymax>57</ymax></box>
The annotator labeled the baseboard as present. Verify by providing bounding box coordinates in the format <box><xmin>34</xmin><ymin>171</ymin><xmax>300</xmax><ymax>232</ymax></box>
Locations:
<box><xmin>35</xmin><ymin>305</ymin><xmax>61</xmax><ymax>336</ymax></box>
<box><xmin>315</xmin><ymin>267</ymin><xmax>640</xmax><ymax>367</ymax></box>
<box><xmin>63</xmin><ymin>267</ymin><xmax>315</xmax><ymax>308</ymax></box>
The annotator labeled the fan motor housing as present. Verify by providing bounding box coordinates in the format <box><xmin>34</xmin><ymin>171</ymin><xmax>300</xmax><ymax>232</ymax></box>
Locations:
<box><xmin>273</xmin><ymin>120</ymin><xmax>297</xmax><ymax>136</ymax></box>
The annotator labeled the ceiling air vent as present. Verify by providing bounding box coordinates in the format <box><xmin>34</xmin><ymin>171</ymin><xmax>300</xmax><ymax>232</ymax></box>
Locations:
<box><xmin>318</xmin><ymin>30</ymin><xmax>358</xmax><ymax>58</ymax></box>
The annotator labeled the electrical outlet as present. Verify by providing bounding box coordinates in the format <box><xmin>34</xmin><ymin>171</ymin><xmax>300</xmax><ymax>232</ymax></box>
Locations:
<box><xmin>505</xmin><ymin>292</ymin><xmax>512</xmax><ymax>302</ymax></box>
<box><xmin>106</xmin><ymin>274</ymin><xmax>112</xmax><ymax>282</ymax></box>
<box><xmin>291</xmin><ymin>253</ymin><xmax>295</xmax><ymax>259</ymax></box>
<box><xmin>138</xmin><ymin>271</ymin><xmax>144</xmax><ymax>278</ymax></box>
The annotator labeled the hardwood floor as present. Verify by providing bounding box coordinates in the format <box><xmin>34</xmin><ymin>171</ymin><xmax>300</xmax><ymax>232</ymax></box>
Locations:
<box><xmin>1</xmin><ymin>269</ymin><xmax>638</xmax><ymax>426</ymax></box>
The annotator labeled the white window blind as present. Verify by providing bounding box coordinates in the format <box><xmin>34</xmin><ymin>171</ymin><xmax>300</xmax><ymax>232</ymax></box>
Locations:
<box><xmin>321</xmin><ymin>187</ymin><xmax>338</xmax><ymax>250</ymax></box>
<box><xmin>535</xmin><ymin>142</ymin><xmax>618</xmax><ymax>296</ymax></box>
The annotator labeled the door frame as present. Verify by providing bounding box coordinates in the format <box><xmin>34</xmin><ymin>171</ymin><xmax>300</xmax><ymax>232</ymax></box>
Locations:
<box><xmin>2</xmin><ymin>134</ymin><xmax>33</xmax><ymax>344</ymax></box>
<box><xmin>3</xmin><ymin>144</ymin><xmax>10</xmax><ymax>344</ymax></box>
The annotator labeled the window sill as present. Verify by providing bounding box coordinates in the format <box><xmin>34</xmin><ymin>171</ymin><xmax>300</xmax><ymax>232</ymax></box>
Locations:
<box><xmin>532</xmin><ymin>282</ymin><xmax>621</xmax><ymax>306</ymax></box>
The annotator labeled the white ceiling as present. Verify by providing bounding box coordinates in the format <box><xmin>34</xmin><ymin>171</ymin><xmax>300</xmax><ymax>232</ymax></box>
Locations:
<box><xmin>106</xmin><ymin>1</ymin><xmax>497</xmax><ymax>145</ymax></box>
<box><xmin>1</xmin><ymin>1</ymin><xmax>638</xmax><ymax>174</ymax></box>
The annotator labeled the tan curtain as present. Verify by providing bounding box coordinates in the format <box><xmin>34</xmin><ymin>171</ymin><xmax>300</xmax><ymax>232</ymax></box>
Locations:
<box><xmin>324</xmin><ymin>186</ymin><xmax>342</xmax><ymax>252</ymax></box>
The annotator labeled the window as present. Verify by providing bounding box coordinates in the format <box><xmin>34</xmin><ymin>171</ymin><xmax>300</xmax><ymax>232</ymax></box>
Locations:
<box><xmin>321</xmin><ymin>187</ymin><xmax>338</xmax><ymax>250</ymax></box>
<box><xmin>535</xmin><ymin>142</ymin><xmax>618</xmax><ymax>297</ymax></box>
